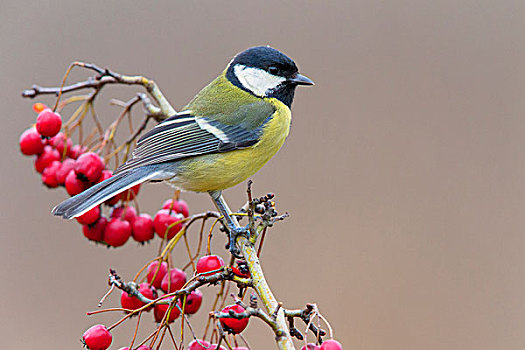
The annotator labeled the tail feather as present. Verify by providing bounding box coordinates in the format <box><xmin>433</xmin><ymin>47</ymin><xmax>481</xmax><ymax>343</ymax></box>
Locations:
<box><xmin>52</xmin><ymin>167</ymin><xmax>159</xmax><ymax>219</ymax></box>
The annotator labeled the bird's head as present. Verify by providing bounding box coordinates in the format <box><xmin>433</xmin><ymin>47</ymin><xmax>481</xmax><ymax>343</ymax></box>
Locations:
<box><xmin>226</xmin><ymin>46</ymin><xmax>314</xmax><ymax>107</ymax></box>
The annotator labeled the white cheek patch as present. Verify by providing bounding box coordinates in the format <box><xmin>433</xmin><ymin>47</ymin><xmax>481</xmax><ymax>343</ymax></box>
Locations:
<box><xmin>234</xmin><ymin>64</ymin><xmax>286</xmax><ymax>97</ymax></box>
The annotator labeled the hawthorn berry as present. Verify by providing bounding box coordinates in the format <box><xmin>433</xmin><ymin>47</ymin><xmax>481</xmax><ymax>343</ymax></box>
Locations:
<box><xmin>82</xmin><ymin>324</ymin><xmax>112</xmax><ymax>350</ymax></box>
<box><xmin>219</xmin><ymin>304</ymin><xmax>249</xmax><ymax>334</ymax></box>
<box><xmin>161</xmin><ymin>268</ymin><xmax>187</xmax><ymax>293</ymax></box>
<box><xmin>153</xmin><ymin>298</ymin><xmax>180</xmax><ymax>323</ymax></box>
<box><xmin>110</xmin><ymin>205</ymin><xmax>137</xmax><ymax>223</ymax></box>
<box><xmin>132</xmin><ymin>213</ymin><xmax>154</xmax><ymax>242</ymax></box>
<box><xmin>19</xmin><ymin>128</ymin><xmax>45</xmax><ymax>155</ymax></box>
<box><xmin>68</xmin><ymin>144</ymin><xmax>87</xmax><ymax>159</ymax></box>
<box><xmin>120</xmin><ymin>283</ymin><xmax>157</xmax><ymax>311</ymax></box>
<box><xmin>97</xmin><ymin>170</ymin><xmax>119</xmax><ymax>205</ymax></box>
<box><xmin>36</xmin><ymin>108</ymin><xmax>62</xmax><ymax>137</ymax></box>
<box><xmin>146</xmin><ymin>261</ymin><xmax>168</xmax><ymax>288</ymax></box>
<box><xmin>75</xmin><ymin>152</ymin><xmax>105</xmax><ymax>183</ymax></box>
<box><xmin>320</xmin><ymin>340</ymin><xmax>343</xmax><ymax>350</ymax></box>
<box><xmin>162</xmin><ymin>198</ymin><xmax>190</xmax><ymax>217</ymax></box>
<box><xmin>103</xmin><ymin>218</ymin><xmax>132</xmax><ymax>247</ymax></box>
<box><xmin>50</xmin><ymin>132</ymin><xmax>73</xmax><ymax>156</ymax></box>
<box><xmin>153</xmin><ymin>209</ymin><xmax>183</xmax><ymax>239</ymax></box>
<box><xmin>179</xmin><ymin>289</ymin><xmax>202</xmax><ymax>314</ymax></box>
<box><xmin>231</xmin><ymin>260</ymin><xmax>250</xmax><ymax>278</ymax></box>
<box><xmin>120</xmin><ymin>183</ymin><xmax>141</xmax><ymax>201</ymax></box>
<box><xmin>55</xmin><ymin>158</ymin><xmax>76</xmax><ymax>185</ymax></box>
<box><xmin>196</xmin><ymin>255</ymin><xmax>225</xmax><ymax>276</ymax></box>
<box><xmin>188</xmin><ymin>339</ymin><xmax>211</xmax><ymax>350</ymax></box>
<box><xmin>82</xmin><ymin>217</ymin><xmax>107</xmax><ymax>242</ymax></box>
<box><xmin>34</xmin><ymin>145</ymin><xmax>60</xmax><ymax>173</ymax></box>
<box><xmin>41</xmin><ymin>160</ymin><xmax>61</xmax><ymax>188</ymax></box>
<box><xmin>301</xmin><ymin>344</ymin><xmax>320</xmax><ymax>350</ymax></box>
<box><xmin>65</xmin><ymin>169</ymin><xmax>88</xmax><ymax>196</ymax></box>
<box><xmin>98</xmin><ymin>170</ymin><xmax>112</xmax><ymax>183</ymax></box>
<box><xmin>76</xmin><ymin>206</ymin><xmax>101</xmax><ymax>225</ymax></box>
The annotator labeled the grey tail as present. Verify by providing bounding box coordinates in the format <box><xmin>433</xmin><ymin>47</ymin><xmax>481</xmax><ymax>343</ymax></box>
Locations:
<box><xmin>52</xmin><ymin>167</ymin><xmax>159</xmax><ymax>219</ymax></box>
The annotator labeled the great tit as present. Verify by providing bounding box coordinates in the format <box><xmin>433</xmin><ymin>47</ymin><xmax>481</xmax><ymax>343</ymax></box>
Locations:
<box><xmin>52</xmin><ymin>46</ymin><xmax>313</xmax><ymax>251</ymax></box>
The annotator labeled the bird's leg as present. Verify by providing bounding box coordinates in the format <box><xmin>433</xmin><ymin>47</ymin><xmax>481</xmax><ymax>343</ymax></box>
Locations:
<box><xmin>209</xmin><ymin>190</ymin><xmax>246</xmax><ymax>258</ymax></box>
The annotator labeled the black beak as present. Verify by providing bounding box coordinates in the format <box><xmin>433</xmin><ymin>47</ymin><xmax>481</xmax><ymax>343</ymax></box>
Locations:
<box><xmin>288</xmin><ymin>73</ymin><xmax>314</xmax><ymax>86</ymax></box>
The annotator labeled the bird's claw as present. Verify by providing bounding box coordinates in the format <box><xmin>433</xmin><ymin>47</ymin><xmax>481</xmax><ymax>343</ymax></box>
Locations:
<box><xmin>227</xmin><ymin>225</ymin><xmax>248</xmax><ymax>258</ymax></box>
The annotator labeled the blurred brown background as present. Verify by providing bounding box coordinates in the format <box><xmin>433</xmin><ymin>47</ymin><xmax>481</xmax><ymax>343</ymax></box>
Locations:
<box><xmin>2</xmin><ymin>1</ymin><xmax>525</xmax><ymax>349</ymax></box>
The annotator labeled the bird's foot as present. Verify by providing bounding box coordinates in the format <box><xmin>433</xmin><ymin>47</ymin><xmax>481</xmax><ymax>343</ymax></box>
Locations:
<box><xmin>226</xmin><ymin>225</ymin><xmax>248</xmax><ymax>258</ymax></box>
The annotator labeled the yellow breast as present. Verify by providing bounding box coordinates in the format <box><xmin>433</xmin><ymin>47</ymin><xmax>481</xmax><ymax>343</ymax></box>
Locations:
<box><xmin>172</xmin><ymin>98</ymin><xmax>291</xmax><ymax>192</ymax></box>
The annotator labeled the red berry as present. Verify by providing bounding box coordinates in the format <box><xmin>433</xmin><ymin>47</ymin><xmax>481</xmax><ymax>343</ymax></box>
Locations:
<box><xmin>219</xmin><ymin>304</ymin><xmax>249</xmax><ymax>334</ymax></box>
<box><xmin>196</xmin><ymin>255</ymin><xmax>225</xmax><ymax>276</ymax></box>
<box><xmin>120</xmin><ymin>291</ymin><xmax>142</xmax><ymax>311</ymax></box>
<box><xmin>98</xmin><ymin>170</ymin><xmax>112</xmax><ymax>183</ymax></box>
<box><xmin>231</xmin><ymin>265</ymin><xmax>250</xmax><ymax>278</ymax></box>
<box><xmin>120</xmin><ymin>184</ymin><xmax>141</xmax><ymax>201</ymax></box>
<box><xmin>188</xmin><ymin>339</ymin><xmax>211</xmax><ymax>350</ymax></box>
<box><xmin>36</xmin><ymin>108</ymin><xmax>62</xmax><ymax>137</ymax></box>
<box><xmin>146</xmin><ymin>261</ymin><xmax>168</xmax><ymax>288</ymax></box>
<box><xmin>49</xmin><ymin>132</ymin><xmax>73</xmax><ymax>156</ymax></box>
<box><xmin>34</xmin><ymin>145</ymin><xmax>60</xmax><ymax>173</ymax></box>
<box><xmin>41</xmin><ymin>160</ymin><xmax>61</xmax><ymax>188</ymax></box>
<box><xmin>121</xmin><ymin>283</ymin><xmax>157</xmax><ymax>312</ymax></box>
<box><xmin>82</xmin><ymin>324</ymin><xmax>112</xmax><ymax>350</ymax></box>
<box><xmin>76</xmin><ymin>206</ymin><xmax>101</xmax><ymax>225</ymax></box>
<box><xmin>68</xmin><ymin>144</ymin><xmax>87</xmax><ymax>159</ymax></box>
<box><xmin>153</xmin><ymin>209</ymin><xmax>183</xmax><ymax>239</ymax></box>
<box><xmin>55</xmin><ymin>158</ymin><xmax>75</xmax><ymax>185</ymax></box>
<box><xmin>110</xmin><ymin>205</ymin><xmax>137</xmax><ymax>223</ymax></box>
<box><xmin>103</xmin><ymin>218</ymin><xmax>131</xmax><ymax>247</ymax></box>
<box><xmin>82</xmin><ymin>217</ymin><xmax>107</xmax><ymax>242</ymax></box>
<box><xmin>139</xmin><ymin>284</ymin><xmax>157</xmax><ymax>306</ymax></box>
<box><xmin>162</xmin><ymin>199</ymin><xmax>190</xmax><ymax>217</ymax></box>
<box><xmin>132</xmin><ymin>213</ymin><xmax>154</xmax><ymax>242</ymax></box>
<box><xmin>320</xmin><ymin>340</ymin><xmax>342</xmax><ymax>350</ymax></box>
<box><xmin>32</xmin><ymin>102</ymin><xmax>47</xmax><ymax>113</ymax></box>
<box><xmin>302</xmin><ymin>344</ymin><xmax>320</xmax><ymax>350</ymax></box>
<box><xmin>179</xmin><ymin>289</ymin><xmax>202</xmax><ymax>314</ymax></box>
<box><xmin>19</xmin><ymin>128</ymin><xmax>45</xmax><ymax>155</ymax></box>
<box><xmin>97</xmin><ymin>170</ymin><xmax>119</xmax><ymax>205</ymax></box>
<box><xmin>75</xmin><ymin>152</ymin><xmax>105</xmax><ymax>183</ymax></box>
<box><xmin>161</xmin><ymin>268</ymin><xmax>187</xmax><ymax>293</ymax></box>
<box><xmin>65</xmin><ymin>169</ymin><xmax>88</xmax><ymax>195</ymax></box>
<box><xmin>153</xmin><ymin>297</ymin><xmax>180</xmax><ymax>323</ymax></box>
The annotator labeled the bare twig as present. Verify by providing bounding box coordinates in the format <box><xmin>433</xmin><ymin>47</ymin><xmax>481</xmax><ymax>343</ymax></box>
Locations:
<box><xmin>22</xmin><ymin>62</ymin><xmax>174</xmax><ymax>120</ymax></box>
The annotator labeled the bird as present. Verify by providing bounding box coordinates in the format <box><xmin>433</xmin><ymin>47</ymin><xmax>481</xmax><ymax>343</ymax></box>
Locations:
<box><xmin>52</xmin><ymin>46</ymin><xmax>314</xmax><ymax>254</ymax></box>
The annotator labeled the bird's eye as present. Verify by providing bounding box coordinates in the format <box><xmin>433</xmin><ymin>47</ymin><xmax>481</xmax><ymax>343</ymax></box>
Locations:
<box><xmin>267</xmin><ymin>66</ymin><xmax>279</xmax><ymax>75</ymax></box>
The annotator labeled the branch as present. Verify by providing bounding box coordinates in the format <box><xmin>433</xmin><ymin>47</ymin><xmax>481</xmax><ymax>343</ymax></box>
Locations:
<box><xmin>284</xmin><ymin>304</ymin><xmax>327</xmax><ymax>342</ymax></box>
<box><xmin>21</xmin><ymin>62</ymin><xmax>175</xmax><ymax>121</ymax></box>
<box><xmin>107</xmin><ymin>268</ymin><xmax>252</xmax><ymax>307</ymax></box>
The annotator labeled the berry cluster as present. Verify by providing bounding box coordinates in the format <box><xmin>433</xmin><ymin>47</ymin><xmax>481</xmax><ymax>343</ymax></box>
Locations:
<box><xmin>21</xmin><ymin>103</ymin><xmax>342</xmax><ymax>350</ymax></box>
<box><xmin>143</xmin><ymin>255</ymin><xmax>225</xmax><ymax>324</ymax></box>
<box><xmin>81</xmin><ymin>255</ymin><xmax>250</xmax><ymax>350</ymax></box>
<box><xmin>19</xmin><ymin>103</ymin><xmax>190</xmax><ymax>248</ymax></box>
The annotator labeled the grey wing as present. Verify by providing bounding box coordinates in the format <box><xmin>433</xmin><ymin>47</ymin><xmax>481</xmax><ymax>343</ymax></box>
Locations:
<box><xmin>114</xmin><ymin>110</ymin><xmax>271</xmax><ymax>174</ymax></box>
